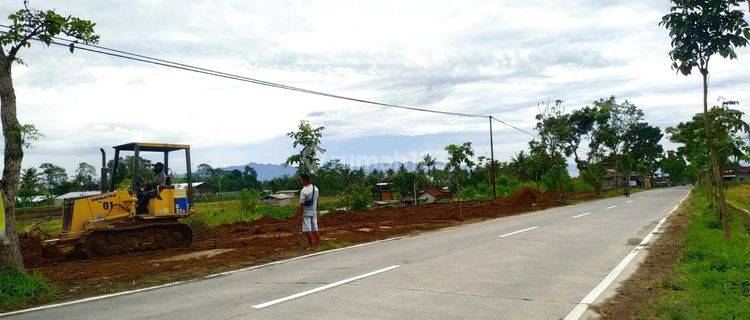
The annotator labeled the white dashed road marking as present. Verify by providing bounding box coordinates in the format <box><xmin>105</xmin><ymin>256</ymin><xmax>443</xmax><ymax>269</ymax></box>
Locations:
<box><xmin>252</xmin><ymin>265</ymin><xmax>401</xmax><ymax>309</ymax></box>
<box><xmin>498</xmin><ymin>226</ymin><xmax>539</xmax><ymax>238</ymax></box>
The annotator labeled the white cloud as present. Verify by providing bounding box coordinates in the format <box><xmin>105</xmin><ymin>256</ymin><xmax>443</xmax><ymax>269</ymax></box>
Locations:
<box><xmin>0</xmin><ymin>0</ymin><xmax>747</xmax><ymax>173</ymax></box>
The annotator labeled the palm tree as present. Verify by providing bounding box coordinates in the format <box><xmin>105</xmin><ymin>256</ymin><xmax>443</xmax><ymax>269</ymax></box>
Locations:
<box><xmin>509</xmin><ymin>151</ymin><xmax>531</xmax><ymax>181</ymax></box>
<box><xmin>421</xmin><ymin>154</ymin><xmax>437</xmax><ymax>180</ymax></box>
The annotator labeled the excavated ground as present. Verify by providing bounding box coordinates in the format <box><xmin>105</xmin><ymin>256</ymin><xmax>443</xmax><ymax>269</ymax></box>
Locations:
<box><xmin>20</xmin><ymin>187</ymin><xmax>596</xmax><ymax>302</ymax></box>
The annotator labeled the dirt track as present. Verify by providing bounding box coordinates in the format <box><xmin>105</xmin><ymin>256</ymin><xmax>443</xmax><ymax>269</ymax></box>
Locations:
<box><xmin>21</xmin><ymin>188</ymin><xmax>583</xmax><ymax>301</ymax></box>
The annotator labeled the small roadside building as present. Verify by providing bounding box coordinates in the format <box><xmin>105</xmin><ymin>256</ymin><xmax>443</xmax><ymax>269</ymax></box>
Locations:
<box><xmin>262</xmin><ymin>193</ymin><xmax>293</xmax><ymax>206</ymax></box>
<box><xmin>275</xmin><ymin>190</ymin><xmax>299</xmax><ymax>198</ymax></box>
<box><xmin>376</xmin><ymin>183</ymin><xmax>394</xmax><ymax>201</ymax></box>
<box><xmin>173</xmin><ymin>182</ymin><xmax>215</xmax><ymax>196</ymax></box>
<box><xmin>54</xmin><ymin>191</ymin><xmax>101</xmax><ymax>205</ymax></box>
<box><xmin>724</xmin><ymin>166</ymin><xmax>750</xmax><ymax>182</ymax></box>
<box><xmin>418</xmin><ymin>187</ymin><xmax>454</xmax><ymax>203</ymax></box>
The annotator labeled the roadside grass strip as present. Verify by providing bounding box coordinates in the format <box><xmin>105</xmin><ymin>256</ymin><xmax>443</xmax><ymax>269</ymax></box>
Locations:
<box><xmin>252</xmin><ymin>265</ymin><xmax>400</xmax><ymax>309</ymax></box>
<box><xmin>648</xmin><ymin>187</ymin><xmax>750</xmax><ymax>318</ymax></box>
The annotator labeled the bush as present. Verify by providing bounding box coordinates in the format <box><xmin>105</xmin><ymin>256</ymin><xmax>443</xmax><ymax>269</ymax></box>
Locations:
<box><xmin>238</xmin><ymin>189</ymin><xmax>261</xmax><ymax>212</ymax></box>
<box><xmin>0</xmin><ymin>266</ymin><xmax>57</xmax><ymax>310</ymax></box>
<box><xmin>339</xmin><ymin>185</ymin><xmax>373</xmax><ymax>211</ymax></box>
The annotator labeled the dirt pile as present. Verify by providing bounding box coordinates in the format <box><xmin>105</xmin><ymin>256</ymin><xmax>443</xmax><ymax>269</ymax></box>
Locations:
<box><xmin>19</xmin><ymin>233</ymin><xmax>45</xmax><ymax>268</ymax></box>
<box><xmin>500</xmin><ymin>187</ymin><xmax>542</xmax><ymax>206</ymax></box>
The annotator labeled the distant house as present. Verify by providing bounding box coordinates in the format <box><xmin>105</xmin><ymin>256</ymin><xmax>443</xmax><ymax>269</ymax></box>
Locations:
<box><xmin>601</xmin><ymin>169</ymin><xmax>641</xmax><ymax>188</ymax></box>
<box><xmin>262</xmin><ymin>193</ymin><xmax>293</xmax><ymax>206</ymax></box>
<box><xmin>54</xmin><ymin>191</ymin><xmax>101</xmax><ymax>205</ymax></box>
<box><xmin>173</xmin><ymin>182</ymin><xmax>215</xmax><ymax>195</ymax></box>
<box><xmin>275</xmin><ymin>190</ymin><xmax>299</xmax><ymax>198</ymax></box>
<box><xmin>724</xmin><ymin>166</ymin><xmax>750</xmax><ymax>182</ymax></box>
<box><xmin>418</xmin><ymin>187</ymin><xmax>454</xmax><ymax>203</ymax></box>
<box><xmin>376</xmin><ymin>183</ymin><xmax>394</xmax><ymax>201</ymax></box>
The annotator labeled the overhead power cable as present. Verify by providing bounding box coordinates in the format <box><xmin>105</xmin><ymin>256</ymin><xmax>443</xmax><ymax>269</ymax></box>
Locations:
<box><xmin>490</xmin><ymin>116</ymin><xmax>536</xmax><ymax>137</ymax></box>
<box><xmin>1</xmin><ymin>25</ymin><xmax>536</xmax><ymax>136</ymax></box>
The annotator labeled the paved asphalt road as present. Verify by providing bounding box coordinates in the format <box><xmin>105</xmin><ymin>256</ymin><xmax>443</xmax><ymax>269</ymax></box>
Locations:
<box><xmin>4</xmin><ymin>187</ymin><xmax>690</xmax><ymax>320</ymax></box>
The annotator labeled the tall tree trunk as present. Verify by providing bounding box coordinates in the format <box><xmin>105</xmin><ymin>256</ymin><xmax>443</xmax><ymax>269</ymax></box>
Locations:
<box><xmin>701</xmin><ymin>71</ymin><xmax>729</xmax><ymax>239</ymax></box>
<box><xmin>0</xmin><ymin>63</ymin><xmax>25</xmax><ymax>271</ymax></box>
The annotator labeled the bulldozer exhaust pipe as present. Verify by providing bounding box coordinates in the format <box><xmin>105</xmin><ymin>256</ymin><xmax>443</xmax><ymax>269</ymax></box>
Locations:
<box><xmin>100</xmin><ymin>148</ymin><xmax>108</xmax><ymax>192</ymax></box>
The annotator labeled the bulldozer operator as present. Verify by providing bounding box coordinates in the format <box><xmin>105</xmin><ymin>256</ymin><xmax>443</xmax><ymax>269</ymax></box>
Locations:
<box><xmin>137</xmin><ymin>162</ymin><xmax>168</xmax><ymax>214</ymax></box>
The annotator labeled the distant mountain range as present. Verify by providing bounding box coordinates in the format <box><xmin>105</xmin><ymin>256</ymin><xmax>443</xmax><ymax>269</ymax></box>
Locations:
<box><xmin>222</xmin><ymin>163</ymin><xmax>297</xmax><ymax>181</ymax></box>
<box><xmin>223</xmin><ymin>161</ymin><xmax>578</xmax><ymax>181</ymax></box>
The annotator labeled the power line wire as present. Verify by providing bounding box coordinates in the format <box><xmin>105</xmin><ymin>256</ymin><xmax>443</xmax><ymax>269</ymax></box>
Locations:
<box><xmin>1</xmin><ymin>26</ymin><xmax>537</xmax><ymax>136</ymax></box>
<box><xmin>490</xmin><ymin>116</ymin><xmax>536</xmax><ymax>137</ymax></box>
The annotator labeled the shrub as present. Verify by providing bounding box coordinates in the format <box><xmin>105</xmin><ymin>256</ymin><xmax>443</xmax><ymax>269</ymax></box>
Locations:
<box><xmin>0</xmin><ymin>266</ymin><xmax>57</xmax><ymax>310</ymax></box>
<box><xmin>339</xmin><ymin>185</ymin><xmax>373</xmax><ymax>211</ymax></box>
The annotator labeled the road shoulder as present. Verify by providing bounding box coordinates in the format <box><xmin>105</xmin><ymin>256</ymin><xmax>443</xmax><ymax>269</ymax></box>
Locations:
<box><xmin>585</xmin><ymin>198</ymin><xmax>689</xmax><ymax>319</ymax></box>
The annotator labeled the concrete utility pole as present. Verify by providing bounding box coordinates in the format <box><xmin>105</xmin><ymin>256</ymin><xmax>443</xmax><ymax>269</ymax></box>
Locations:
<box><xmin>489</xmin><ymin>116</ymin><xmax>497</xmax><ymax>199</ymax></box>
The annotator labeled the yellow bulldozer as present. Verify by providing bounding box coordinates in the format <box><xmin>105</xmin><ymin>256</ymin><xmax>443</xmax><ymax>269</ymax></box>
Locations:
<box><xmin>44</xmin><ymin>142</ymin><xmax>196</xmax><ymax>257</ymax></box>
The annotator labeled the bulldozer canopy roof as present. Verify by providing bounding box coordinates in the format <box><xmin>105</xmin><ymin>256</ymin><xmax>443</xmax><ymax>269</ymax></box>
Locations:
<box><xmin>113</xmin><ymin>142</ymin><xmax>190</xmax><ymax>152</ymax></box>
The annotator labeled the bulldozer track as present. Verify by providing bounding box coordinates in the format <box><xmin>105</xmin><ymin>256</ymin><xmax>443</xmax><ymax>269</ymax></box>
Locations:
<box><xmin>83</xmin><ymin>223</ymin><xmax>192</xmax><ymax>257</ymax></box>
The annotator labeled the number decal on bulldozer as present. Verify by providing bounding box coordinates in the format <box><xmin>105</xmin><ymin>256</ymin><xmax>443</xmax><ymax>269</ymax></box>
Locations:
<box><xmin>102</xmin><ymin>201</ymin><xmax>114</xmax><ymax>210</ymax></box>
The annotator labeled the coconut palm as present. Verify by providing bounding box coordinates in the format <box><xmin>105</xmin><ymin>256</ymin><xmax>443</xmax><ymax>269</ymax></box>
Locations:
<box><xmin>421</xmin><ymin>154</ymin><xmax>437</xmax><ymax>180</ymax></box>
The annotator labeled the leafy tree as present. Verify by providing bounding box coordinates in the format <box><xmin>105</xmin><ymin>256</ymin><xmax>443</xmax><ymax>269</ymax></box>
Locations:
<box><xmin>195</xmin><ymin>163</ymin><xmax>214</xmax><ymax>181</ymax></box>
<box><xmin>106</xmin><ymin>156</ymin><xmax>154</xmax><ymax>190</ymax></box>
<box><xmin>73</xmin><ymin>162</ymin><xmax>97</xmax><ymax>191</ymax></box>
<box><xmin>659</xmin><ymin>151</ymin><xmax>688</xmax><ymax>186</ymax></box>
<box><xmin>661</xmin><ymin>0</ymin><xmax>749</xmax><ymax>238</ymax></box>
<box><xmin>593</xmin><ymin>97</ymin><xmax>644</xmax><ymax>190</ymax></box>
<box><xmin>531</xmin><ymin>100</ymin><xmax>569</xmax><ymax>194</ymax></box>
<box><xmin>0</xmin><ymin>1</ymin><xmax>98</xmax><ymax>270</ymax></box>
<box><xmin>445</xmin><ymin>142</ymin><xmax>474</xmax><ymax>219</ymax></box>
<box><xmin>39</xmin><ymin>163</ymin><xmax>67</xmax><ymax>193</ymax></box>
<box><xmin>667</xmin><ymin>107</ymin><xmax>750</xmax><ymax>176</ymax></box>
<box><xmin>564</xmin><ymin>106</ymin><xmax>605</xmax><ymax>194</ymax></box>
<box><xmin>622</xmin><ymin>122</ymin><xmax>664</xmax><ymax>185</ymax></box>
<box><xmin>285</xmin><ymin>120</ymin><xmax>325</xmax><ymax>175</ymax></box>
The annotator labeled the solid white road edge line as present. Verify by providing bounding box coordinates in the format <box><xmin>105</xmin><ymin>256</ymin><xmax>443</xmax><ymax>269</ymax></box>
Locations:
<box><xmin>252</xmin><ymin>265</ymin><xmax>400</xmax><ymax>309</ymax></box>
<box><xmin>498</xmin><ymin>226</ymin><xmax>539</xmax><ymax>238</ymax></box>
<box><xmin>563</xmin><ymin>191</ymin><xmax>690</xmax><ymax>320</ymax></box>
<box><xmin>0</xmin><ymin>236</ymin><xmax>404</xmax><ymax>318</ymax></box>
<box><xmin>606</xmin><ymin>205</ymin><xmax>617</xmax><ymax>209</ymax></box>
<box><xmin>572</xmin><ymin>212</ymin><xmax>592</xmax><ymax>219</ymax></box>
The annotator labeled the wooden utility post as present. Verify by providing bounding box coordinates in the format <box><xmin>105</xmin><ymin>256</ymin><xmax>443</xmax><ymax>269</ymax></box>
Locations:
<box><xmin>489</xmin><ymin>116</ymin><xmax>497</xmax><ymax>199</ymax></box>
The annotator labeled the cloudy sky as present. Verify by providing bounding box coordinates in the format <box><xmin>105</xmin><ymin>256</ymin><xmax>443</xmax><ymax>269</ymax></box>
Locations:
<box><xmin>1</xmin><ymin>0</ymin><xmax>749</xmax><ymax>174</ymax></box>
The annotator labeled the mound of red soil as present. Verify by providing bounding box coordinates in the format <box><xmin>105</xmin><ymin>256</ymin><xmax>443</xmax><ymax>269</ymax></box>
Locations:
<box><xmin>19</xmin><ymin>233</ymin><xmax>45</xmax><ymax>268</ymax></box>
<box><xmin>502</xmin><ymin>187</ymin><xmax>541</xmax><ymax>206</ymax></box>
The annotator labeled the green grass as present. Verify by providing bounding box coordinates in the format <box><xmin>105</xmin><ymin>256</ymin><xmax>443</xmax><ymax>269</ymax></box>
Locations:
<box><xmin>0</xmin><ymin>266</ymin><xmax>57</xmax><ymax>311</ymax></box>
<box><xmin>16</xmin><ymin>218</ymin><xmax>61</xmax><ymax>235</ymax></box>
<box><xmin>184</xmin><ymin>200</ymin><xmax>296</xmax><ymax>231</ymax></box>
<box><xmin>648</xmin><ymin>187</ymin><xmax>750</xmax><ymax>319</ymax></box>
<box><xmin>726</xmin><ymin>183</ymin><xmax>750</xmax><ymax>211</ymax></box>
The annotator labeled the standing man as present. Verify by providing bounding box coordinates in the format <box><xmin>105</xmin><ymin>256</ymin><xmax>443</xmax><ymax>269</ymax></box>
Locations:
<box><xmin>299</xmin><ymin>173</ymin><xmax>320</xmax><ymax>249</ymax></box>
